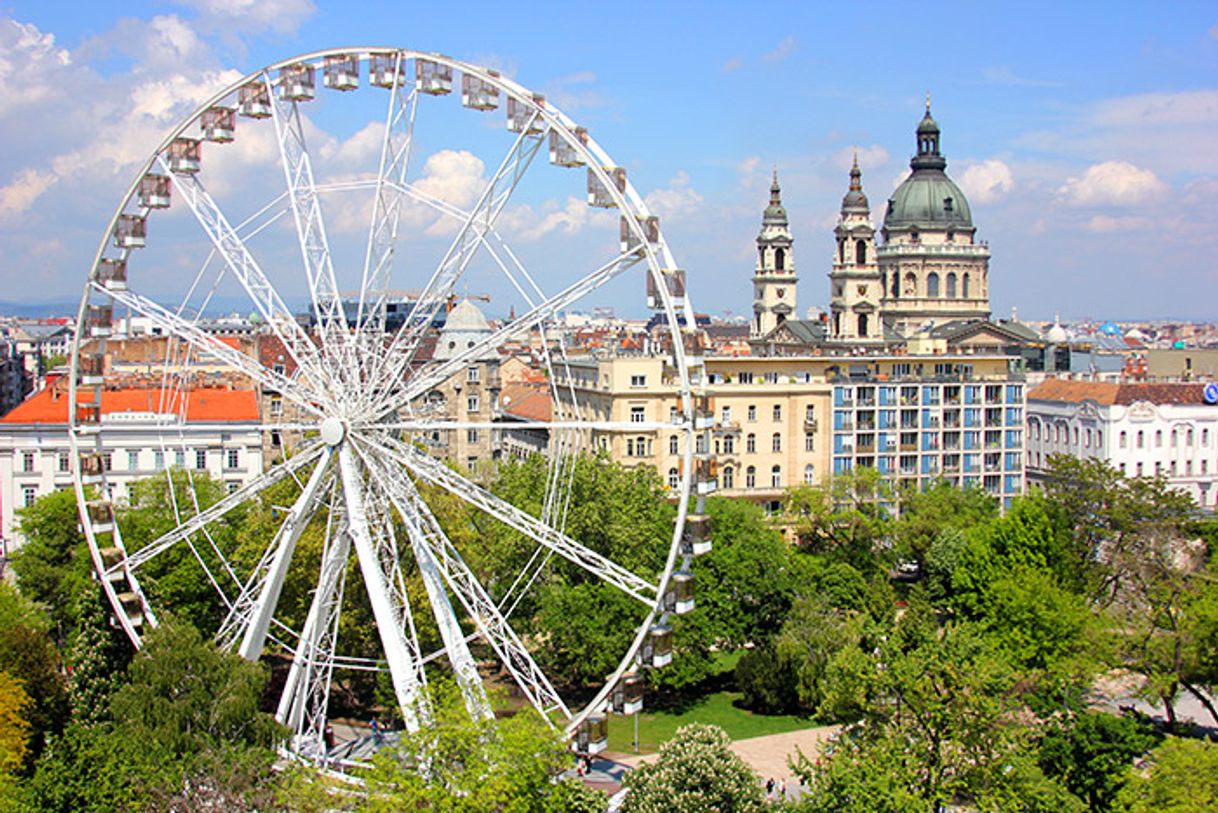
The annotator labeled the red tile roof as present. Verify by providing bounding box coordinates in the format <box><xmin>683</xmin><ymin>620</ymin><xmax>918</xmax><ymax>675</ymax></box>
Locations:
<box><xmin>1</xmin><ymin>387</ymin><xmax>261</xmax><ymax>424</ymax></box>
<box><xmin>1029</xmin><ymin>378</ymin><xmax>1208</xmax><ymax>406</ymax></box>
<box><xmin>499</xmin><ymin>384</ymin><xmax>552</xmax><ymax>422</ymax></box>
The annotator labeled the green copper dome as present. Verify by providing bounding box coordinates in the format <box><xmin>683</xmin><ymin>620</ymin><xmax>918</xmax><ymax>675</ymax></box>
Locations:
<box><xmin>884</xmin><ymin>103</ymin><xmax>974</xmax><ymax>231</ymax></box>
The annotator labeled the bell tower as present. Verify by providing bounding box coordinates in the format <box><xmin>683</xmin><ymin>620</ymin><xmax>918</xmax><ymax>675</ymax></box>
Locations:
<box><xmin>751</xmin><ymin>172</ymin><xmax>797</xmax><ymax>339</ymax></box>
<box><xmin>829</xmin><ymin>154</ymin><xmax>883</xmax><ymax>344</ymax></box>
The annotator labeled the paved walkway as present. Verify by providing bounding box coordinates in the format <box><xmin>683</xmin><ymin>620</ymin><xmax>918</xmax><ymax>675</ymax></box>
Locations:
<box><xmin>607</xmin><ymin>723</ymin><xmax>840</xmax><ymax>803</ymax></box>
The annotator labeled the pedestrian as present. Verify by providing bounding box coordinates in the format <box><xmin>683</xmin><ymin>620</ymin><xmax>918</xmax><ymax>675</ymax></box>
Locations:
<box><xmin>766</xmin><ymin>777</ymin><xmax>775</xmax><ymax>798</ymax></box>
<box><xmin>779</xmin><ymin>778</ymin><xmax>787</xmax><ymax>799</ymax></box>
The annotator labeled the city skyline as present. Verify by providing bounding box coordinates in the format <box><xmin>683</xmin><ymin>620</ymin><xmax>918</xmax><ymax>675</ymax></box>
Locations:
<box><xmin>0</xmin><ymin>1</ymin><xmax>1216</xmax><ymax>321</ymax></box>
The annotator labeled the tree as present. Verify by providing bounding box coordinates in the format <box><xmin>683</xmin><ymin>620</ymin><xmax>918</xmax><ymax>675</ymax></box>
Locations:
<box><xmin>1038</xmin><ymin>711</ymin><xmax>1157</xmax><ymax>812</ymax></box>
<box><xmin>0</xmin><ymin>670</ymin><xmax>31</xmax><ymax>778</ymax></box>
<box><xmin>1114</xmin><ymin>737</ymin><xmax>1218</xmax><ymax>812</ymax></box>
<box><xmin>891</xmin><ymin>479</ymin><xmax>998</xmax><ymax>569</ymax></box>
<box><xmin>64</xmin><ymin>584</ymin><xmax>130</xmax><ymax>727</ymax></box>
<box><xmin>0</xmin><ymin>583</ymin><xmax>67</xmax><ymax>768</ymax></box>
<box><xmin>735</xmin><ymin>643</ymin><xmax>799</xmax><ymax>715</ymax></box>
<box><xmin>621</xmin><ymin>723</ymin><xmax>764</xmax><ymax>813</ymax></box>
<box><xmin>785</xmin><ymin>469</ymin><xmax>895</xmax><ymax>574</ymax></box>
<box><xmin>11</xmin><ymin>488</ymin><xmax>90</xmax><ymax>633</ymax></box>
<box><xmin>770</xmin><ymin>596</ymin><xmax>866</xmax><ymax>716</ymax></box>
<box><xmin>355</xmin><ymin>680</ymin><xmax>593</xmax><ymax>813</ymax></box>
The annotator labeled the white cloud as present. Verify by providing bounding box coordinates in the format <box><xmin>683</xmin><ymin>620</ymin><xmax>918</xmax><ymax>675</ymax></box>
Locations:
<box><xmin>722</xmin><ymin>56</ymin><xmax>743</xmax><ymax>74</ymax></box>
<box><xmin>0</xmin><ymin>19</ymin><xmax>72</xmax><ymax>116</ymax></box>
<box><xmin>174</xmin><ymin>0</ymin><xmax>317</xmax><ymax>36</ymax></box>
<box><xmin>644</xmin><ymin>171</ymin><xmax>703</xmax><ymax>221</ymax></box>
<box><xmin>1085</xmin><ymin>214</ymin><xmax>1152</xmax><ymax>232</ymax></box>
<box><xmin>958</xmin><ymin>159</ymin><xmax>1015</xmax><ymax>203</ymax></box>
<box><xmin>500</xmin><ymin>195</ymin><xmax>611</xmax><ymax>243</ymax></box>
<box><xmin>1058</xmin><ymin>160</ymin><xmax>1168</xmax><ymax>206</ymax></box>
<box><xmin>1091</xmin><ymin>89</ymin><xmax>1218</xmax><ymax>128</ymax></box>
<box><xmin>0</xmin><ymin>169</ymin><xmax>55</xmax><ymax>217</ymax></box>
<box><xmin>762</xmin><ymin>36</ymin><xmax>797</xmax><ymax>63</ymax></box>
<box><xmin>544</xmin><ymin>71</ymin><xmax>608</xmax><ymax>112</ymax></box>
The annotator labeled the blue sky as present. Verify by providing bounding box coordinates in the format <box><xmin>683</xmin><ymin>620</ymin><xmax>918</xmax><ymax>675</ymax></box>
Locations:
<box><xmin>1</xmin><ymin>1</ymin><xmax>1216</xmax><ymax>321</ymax></box>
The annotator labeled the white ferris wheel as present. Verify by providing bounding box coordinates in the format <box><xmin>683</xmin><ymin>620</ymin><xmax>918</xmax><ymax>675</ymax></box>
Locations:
<box><xmin>67</xmin><ymin>47</ymin><xmax>715</xmax><ymax>766</ymax></box>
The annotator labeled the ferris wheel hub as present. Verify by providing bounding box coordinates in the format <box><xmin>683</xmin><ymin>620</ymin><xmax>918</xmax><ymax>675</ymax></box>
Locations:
<box><xmin>320</xmin><ymin>416</ymin><xmax>347</xmax><ymax>447</ymax></box>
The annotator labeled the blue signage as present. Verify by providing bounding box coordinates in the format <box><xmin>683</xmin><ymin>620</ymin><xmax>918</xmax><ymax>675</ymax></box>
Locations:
<box><xmin>1204</xmin><ymin>382</ymin><xmax>1218</xmax><ymax>405</ymax></box>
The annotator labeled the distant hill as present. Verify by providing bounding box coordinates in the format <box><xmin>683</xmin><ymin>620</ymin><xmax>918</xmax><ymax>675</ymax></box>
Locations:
<box><xmin>0</xmin><ymin>300</ymin><xmax>81</xmax><ymax>319</ymax></box>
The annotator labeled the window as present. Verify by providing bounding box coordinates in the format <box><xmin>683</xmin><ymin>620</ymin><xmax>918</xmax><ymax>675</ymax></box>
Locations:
<box><xmin>630</xmin><ymin>374</ymin><xmax>646</xmax><ymax>388</ymax></box>
<box><xmin>746</xmin><ymin>433</ymin><xmax>756</xmax><ymax>453</ymax></box>
<box><xmin>746</xmin><ymin>466</ymin><xmax>756</xmax><ymax>488</ymax></box>
<box><xmin>174</xmin><ymin>449</ymin><xmax>185</xmax><ymax>468</ymax></box>
<box><xmin>1171</xmin><ymin>429</ymin><xmax>1178</xmax><ymax>447</ymax></box>
<box><xmin>1073</xmin><ymin>426</ymin><xmax>1080</xmax><ymax>446</ymax></box>
<box><xmin>1084</xmin><ymin>429</ymin><xmax>1091</xmax><ymax>448</ymax></box>
<box><xmin>946</xmin><ymin>272</ymin><xmax>957</xmax><ymax>298</ymax></box>
<box><xmin>1186</xmin><ymin>460</ymin><xmax>1193</xmax><ymax>476</ymax></box>
<box><xmin>764</xmin><ymin>372</ymin><xmax>779</xmax><ymax>385</ymax></box>
<box><xmin>738</xmin><ymin>372</ymin><xmax>754</xmax><ymax>384</ymax></box>
<box><xmin>626</xmin><ymin>437</ymin><xmax>648</xmax><ymax>458</ymax></box>
<box><xmin>1187</xmin><ymin>428</ymin><xmax>1195</xmax><ymax>446</ymax></box>
<box><xmin>772</xmin><ymin>433</ymin><xmax>782</xmax><ymax>453</ymax></box>
<box><xmin>272</xmin><ymin>362</ymin><xmax>285</xmax><ymax>376</ymax></box>
<box><xmin>467</xmin><ymin>367</ymin><xmax>480</xmax><ymax>383</ymax></box>
<box><xmin>804</xmin><ymin>464</ymin><xmax>815</xmax><ymax>484</ymax></box>
<box><xmin>1171</xmin><ymin>461</ymin><xmax>1178</xmax><ymax>476</ymax></box>
<box><xmin>1120</xmin><ymin>431</ymin><xmax>1128</xmax><ymax>448</ymax></box>
<box><xmin>723</xmin><ymin>435</ymin><xmax>735</xmax><ymax>454</ymax></box>
<box><xmin>630</xmin><ymin>406</ymin><xmax>645</xmax><ymax>423</ymax></box>
<box><xmin>722</xmin><ymin>465</ymin><xmax>734</xmax><ymax>489</ymax></box>
<box><xmin>805</xmin><ymin>433</ymin><xmax>814</xmax><ymax>452</ymax></box>
<box><xmin>927</xmin><ymin>272</ymin><xmax>940</xmax><ymax>297</ymax></box>
<box><xmin>21</xmin><ymin>451</ymin><xmax>34</xmax><ymax>473</ymax></box>
<box><xmin>747</xmin><ymin>405</ymin><xmax>757</xmax><ymax>422</ymax></box>
<box><xmin>721</xmin><ymin>406</ymin><xmax>731</xmax><ymax>424</ymax></box>
<box><xmin>270</xmin><ymin>396</ymin><xmax>283</xmax><ymax>418</ymax></box>
<box><xmin>467</xmin><ymin>429</ymin><xmax>479</xmax><ymax>444</ymax></box>
<box><xmin>227</xmin><ymin>482</ymin><xmax>239</xmax><ymax>495</ymax></box>
<box><xmin>805</xmin><ymin>404</ymin><xmax>815</xmax><ymax>423</ymax></box>
<box><xmin>772</xmin><ymin>404</ymin><xmax>782</xmax><ymax>422</ymax></box>
<box><xmin>1204</xmin><ymin>460</ymin><xmax>1209</xmax><ymax>475</ymax></box>
<box><xmin>669</xmin><ymin>406</ymin><xmax>678</xmax><ymax>423</ymax></box>
<box><xmin>668</xmin><ymin>468</ymin><xmax>679</xmax><ymax>489</ymax></box>
<box><xmin>1137</xmin><ymin>431</ymin><xmax>1144</xmax><ymax>449</ymax></box>
<box><xmin>696</xmin><ymin>435</ymin><xmax>708</xmax><ymax>455</ymax></box>
<box><xmin>195</xmin><ymin>449</ymin><xmax>207</xmax><ymax>470</ymax></box>
<box><xmin>128</xmin><ymin>450</ymin><xmax>139</xmax><ymax>471</ymax></box>
<box><xmin>1136</xmin><ymin>462</ymin><xmax>1143</xmax><ymax>476</ymax></box>
<box><xmin>154</xmin><ymin>450</ymin><xmax>164</xmax><ymax>470</ymax></box>
<box><xmin>1155</xmin><ymin>430</ymin><xmax>1162</xmax><ymax>448</ymax></box>
<box><xmin>855</xmin><ymin>239</ymin><xmax>866</xmax><ymax>265</ymax></box>
<box><xmin>22</xmin><ymin>486</ymin><xmax>36</xmax><ymax>508</ymax></box>
<box><xmin>1205</xmin><ymin>429</ymin><xmax>1210</xmax><ymax>446</ymax></box>
<box><xmin>669</xmin><ymin>435</ymin><xmax>679</xmax><ymax>455</ymax></box>
<box><xmin>467</xmin><ymin>395</ymin><xmax>479</xmax><ymax>412</ymax></box>
<box><xmin>962</xmin><ymin>273</ymin><xmax>971</xmax><ymax>298</ymax></box>
<box><xmin>226</xmin><ymin>449</ymin><xmax>238</xmax><ymax>469</ymax></box>
<box><xmin>58</xmin><ymin>451</ymin><xmax>70</xmax><ymax>472</ymax></box>
<box><xmin>771</xmin><ymin>465</ymin><xmax>782</xmax><ymax>488</ymax></box>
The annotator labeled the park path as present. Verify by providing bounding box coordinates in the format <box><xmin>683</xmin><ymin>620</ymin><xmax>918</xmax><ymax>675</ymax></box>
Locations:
<box><xmin>607</xmin><ymin>723</ymin><xmax>840</xmax><ymax>801</ymax></box>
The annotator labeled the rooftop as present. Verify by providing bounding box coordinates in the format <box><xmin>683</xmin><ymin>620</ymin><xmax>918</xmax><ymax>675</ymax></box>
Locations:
<box><xmin>1028</xmin><ymin>379</ymin><xmax>1210</xmax><ymax>406</ymax></box>
<box><xmin>1</xmin><ymin>386</ymin><xmax>260</xmax><ymax>424</ymax></box>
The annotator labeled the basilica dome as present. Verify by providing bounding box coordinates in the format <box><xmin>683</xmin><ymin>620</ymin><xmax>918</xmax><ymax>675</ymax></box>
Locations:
<box><xmin>884</xmin><ymin>105</ymin><xmax>974</xmax><ymax>232</ymax></box>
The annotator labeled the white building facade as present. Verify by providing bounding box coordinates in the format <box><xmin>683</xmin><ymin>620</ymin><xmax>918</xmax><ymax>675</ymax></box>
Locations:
<box><xmin>1027</xmin><ymin>380</ymin><xmax>1218</xmax><ymax>509</ymax></box>
<box><xmin>0</xmin><ymin>386</ymin><xmax>264</xmax><ymax>554</ymax></box>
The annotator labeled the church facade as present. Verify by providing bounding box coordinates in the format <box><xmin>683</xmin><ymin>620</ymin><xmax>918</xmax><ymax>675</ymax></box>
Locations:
<box><xmin>753</xmin><ymin>102</ymin><xmax>1010</xmax><ymax>356</ymax></box>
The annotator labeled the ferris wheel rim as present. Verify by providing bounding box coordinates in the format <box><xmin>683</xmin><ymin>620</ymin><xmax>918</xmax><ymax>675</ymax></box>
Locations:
<box><xmin>67</xmin><ymin>44</ymin><xmax>703</xmax><ymax>759</ymax></box>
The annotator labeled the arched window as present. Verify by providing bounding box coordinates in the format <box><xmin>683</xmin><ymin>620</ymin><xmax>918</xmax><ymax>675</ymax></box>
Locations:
<box><xmin>667</xmin><ymin>468</ymin><xmax>679</xmax><ymax>489</ymax></box>
<box><xmin>759</xmin><ymin>246</ymin><xmax>766</xmax><ymax>267</ymax></box>
<box><xmin>858</xmin><ymin>313</ymin><xmax>869</xmax><ymax>337</ymax></box>
<box><xmin>1155</xmin><ymin>430</ymin><xmax>1163</xmax><ymax>447</ymax></box>
<box><xmin>771</xmin><ymin>465</ymin><xmax>782</xmax><ymax>488</ymax></box>
<box><xmin>903</xmin><ymin>272</ymin><xmax>916</xmax><ymax>296</ymax></box>
<box><xmin>1120</xmin><ymin>430</ymin><xmax>1127</xmax><ymax>448</ymax></box>
<box><xmin>805</xmin><ymin>404</ymin><xmax>815</xmax><ymax>422</ymax></box>
<box><xmin>1137</xmin><ymin>430</ymin><xmax>1145</xmax><ymax>449</ymax></box>
<box><xmin>1187</xmin><ymin>428</ymin><xmax>1195</xmax><ymax>446</ymax></box>
<box><xmin>927</xmin><ymin>272</ymin><xmax>940</xmax><ymax>298</ymax></box>
<box><xmin>775</xmin><ymin>247</ymin><xmax>785</xmax><ymax>272</ymax></box>
<box><xmin>833</xmin><ymin>312</ymin><xmax>841</xmax><ymax>335</ymax></box>
<box><xmin>746</xmin><ymin>466</ymin><xmax>756</xmax><ymax>488</ymax></box>
<box><xmin>890</xmin><ymin>272</ymin><xmax>900</xmax><ymax>298</ymax></box>
<box><xmin>1171</xmin><ymin>429</ymin><xmax>1178</xmax><ymax>447</ymax></box>
<box><xmin>838</xmin><ymin>240</ymin><xmax>845</xmax><ymax>263</ymax></box>
<box><xmin>946</xmin><ymin>272</ymin><xmax>957</xmax><ymax>298</ymax></box>
<box><xmin>855</xmin><ymin>240</ymin><xmax>867</xmax><ymax>265</ymax></box>
<box><xmin>722</xmin><ymin>465</ymin><xmax>734</xmax><ymax>489</ymax></box>
<box><xmin>669</xmin><ymin>435</ymin><xmax>679</xmax><ymax>455</ymax></box>
<box><xmin>772</xmin><ymin>433</ymin><xmax>782</xmax><ymax>453</ymax></box>
<box><xmin>962</xmin><ymin>273</ymin><xmax>970</xmax><ymax>298</ymax></box>
<box><xmin>746</xmin><ymin>433</ymin><xmax>756</xmax><ymax>453</ymax></box>
<box><xmin>804</xmin><ymin>464</ymin><xmax>815</xmax><ymax>484</ymax></box>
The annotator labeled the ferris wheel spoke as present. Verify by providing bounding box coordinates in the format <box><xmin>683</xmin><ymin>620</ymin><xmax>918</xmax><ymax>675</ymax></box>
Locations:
<box><xmin>356</xmin><ymin>57</ymin><xmax>419</xmax><ymax>337</ymax></box>
<box><xmin>337</xmin><ymin>444</ymin><xmax>429</xmax><ymax>732</ymax></box>
<box><xmin>118</xmin><ymin>443</ymin><xmax>325</xmax><ymax>577</ymax></box>
<box><xmin>365</xmin><ymin>444</ymin><xmax>569</xmax><ymax>721</ymax></box>
<box><xmin>356</xmin><ymin>445</ymin><xmax>491</xmax><ymax>721</ymax></box>
<box><xmin>277</xmin><ymin>499</ymin><xmax>351</xmax><ymax>748</ymax></box>
<box><xmin>156</xmin><ymin>159</ymin><xmax>332</xmax><ymax>394</ymax></box>
<box><xmin>265</xmin><ymin>73</ymin><xmax>350</xmax><ymax>371</ymax></box>
<box><xmin>366</xmin><ymin>248</ymin><xmax>644</xmax><ymax>422</ymax></box>
<box><xmin>234</xmin><ymin>450</ymin><xmax>334</xmax><ymax>660</ymax></box>
<box><xmin>369</xmin><ymin>434</ymin><xmax>656</xmax><ymax>603</ymax></box>
<box><xmin>100</xmin><ymin>285</ymin><xmax>326</xmax><ymax>416</ymax></box>
<box><xmin>369</xmin><ymin>126</ymin><xmax>548</xmax><ymax>395</ymax></box>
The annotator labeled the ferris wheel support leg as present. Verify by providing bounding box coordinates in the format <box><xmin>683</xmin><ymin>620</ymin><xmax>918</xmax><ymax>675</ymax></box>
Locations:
<box><xmin>277</xmin><ymin>514</ymin><xmax>349</xmax><ymax>740</ymax></box>
<box><xmin>337</xmin><ymin>444</ymin><xmax>427</xmax><ymax>733</ymax></box>
<box><xmin>238</xmin><ymin>450</ymin><xmax>333</xmax><ymax>661</ymax></box>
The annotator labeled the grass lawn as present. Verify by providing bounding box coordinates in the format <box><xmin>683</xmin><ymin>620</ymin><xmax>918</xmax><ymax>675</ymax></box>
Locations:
<box><xmin>605</xmin><ymin>689</ymin><xmax>818</xmax><ymax>755</ymax></box>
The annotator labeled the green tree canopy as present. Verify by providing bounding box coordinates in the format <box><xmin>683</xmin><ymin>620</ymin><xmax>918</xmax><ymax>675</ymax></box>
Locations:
<box><xmin>622</xmin><ymin>723</ymin><xmax>764</xmax><ymax>813</ymax></box>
